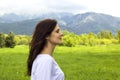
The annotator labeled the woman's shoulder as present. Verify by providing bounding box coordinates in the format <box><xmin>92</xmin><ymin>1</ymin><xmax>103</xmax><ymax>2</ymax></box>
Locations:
<box><xmin>35</xmin><ymin>54</ymin><xmax>54</xmax><ymax>63</ymax></box>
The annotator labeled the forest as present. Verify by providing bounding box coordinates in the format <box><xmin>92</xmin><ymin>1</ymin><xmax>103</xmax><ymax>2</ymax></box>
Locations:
<box><xmin>0</xmin><ymin>30</ymin><xmax>120</xmax><ymax>48</ymax></box>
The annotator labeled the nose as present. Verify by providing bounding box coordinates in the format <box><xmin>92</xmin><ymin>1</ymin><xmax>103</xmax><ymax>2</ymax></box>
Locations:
<box><xmin>60</xmin><ymin>32</ymin><xmax>63</xmax><ymax>36</ymax></box>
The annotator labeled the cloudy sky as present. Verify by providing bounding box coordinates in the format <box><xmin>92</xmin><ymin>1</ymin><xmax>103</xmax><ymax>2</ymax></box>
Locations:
<box><xmin>0</xmin><ymin>0</ymin><xmax>120</xmax><ymax>17</ymax></box>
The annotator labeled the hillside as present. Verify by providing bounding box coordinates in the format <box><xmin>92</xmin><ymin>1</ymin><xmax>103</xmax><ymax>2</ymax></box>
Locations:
<box><xmin>0</xmin><ymin>12</ymin><xmax>120</xmax><ymax>35</ymax></box>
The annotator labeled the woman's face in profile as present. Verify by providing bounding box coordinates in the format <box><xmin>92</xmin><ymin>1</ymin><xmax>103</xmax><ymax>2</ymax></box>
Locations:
<box><xmin>47</xmin><ymin>25</ymin><xmax>63</xmax><ymax>45</ymax></box>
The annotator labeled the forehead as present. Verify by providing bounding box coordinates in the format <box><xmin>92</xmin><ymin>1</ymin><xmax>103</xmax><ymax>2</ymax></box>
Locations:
<box><xmin>54</xmin><ymin>25</ymin><xmax>60</xmax><ymax>30</ymax></box>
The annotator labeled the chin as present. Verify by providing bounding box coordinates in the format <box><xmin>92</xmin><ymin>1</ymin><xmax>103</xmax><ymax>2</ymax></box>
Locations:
<box><xmin>58</xmin><ymin>42</ymin><xmax>62</xmax><ymax>44</ymax></box>
<box><xmin>56</xmin><ymin>41</ymin><xmax>62</xmax><ymax>45</ymax></box>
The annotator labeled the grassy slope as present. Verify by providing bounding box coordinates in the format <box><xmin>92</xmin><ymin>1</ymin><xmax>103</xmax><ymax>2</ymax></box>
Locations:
<box><xmin>0</xmin><ymin>44</ymin><xmax>120</xmax><ymax>80</ymax></box>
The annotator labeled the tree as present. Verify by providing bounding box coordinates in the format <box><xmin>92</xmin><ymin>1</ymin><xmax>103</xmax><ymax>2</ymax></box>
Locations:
<box><xmin>88</xmin><ymin>32</ymin><xmax>97</xmax><ymax>46</ymax></box>
<box><xmin>0</xmin><ymin>32</ymin><xmax>5</xmax><ymax>48</ymax></box>
<box><xmin>62</xmin><ymin>32</ymin><xmax>78</xmax><ymax>47</ymax></box>
<box><xmin>97</xmin><ymin>31</ymin><xmax>113</xmax><ymax>39</ymax></box>
<box><xmin>5</xmin><ymin>32</ymin><xmax>16</xmax><ymax>48</ymax></box>
<box><xmin>117</xmin><ymin>30</ymin><xmax>120</xmax><ymax>43</ymax></box>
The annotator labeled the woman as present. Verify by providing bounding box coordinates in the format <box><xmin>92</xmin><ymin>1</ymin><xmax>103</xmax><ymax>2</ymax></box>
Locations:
<box><xmin>27</xmin><ymin>19</ymin><xmax>64</xmax><ymax>80</ymax></box>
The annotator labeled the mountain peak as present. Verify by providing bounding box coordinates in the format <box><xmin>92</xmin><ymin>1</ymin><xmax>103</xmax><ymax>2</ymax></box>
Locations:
<box><xmin>0</xmin><ymin>12</ymin><xmax>120</xmax><ymax>34</ymax></box>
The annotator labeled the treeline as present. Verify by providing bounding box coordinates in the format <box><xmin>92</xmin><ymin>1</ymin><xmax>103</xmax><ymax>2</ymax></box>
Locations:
<box><xmin>0</xmin><ymin>32</ymin><xmax>15</xmax><ymax>48</ymax></box>
<box><xmin>0</xmin><ymin>32</ymin><xmax>31</xmax><ymax>48</ymax></box>
<box><xmin>62</xmin><ymin>30</ymin><xmax>120</xmax><ymax>47</ymax></box>
<box><xmin>0</xmin><ymin>30</ymin><xmax>120</xmax><ymax>48</ymax></box>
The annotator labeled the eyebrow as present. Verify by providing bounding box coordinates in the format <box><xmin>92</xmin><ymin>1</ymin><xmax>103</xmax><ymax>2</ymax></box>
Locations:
<box><xmin>56</xmin><ymin>28</ymin><xmax>60</xmax><ymax>31</ymax></box>
<box><xmin>57</xmin><ymin>28</ymin><xmax>60</xmax><ymax>30</ymax></box>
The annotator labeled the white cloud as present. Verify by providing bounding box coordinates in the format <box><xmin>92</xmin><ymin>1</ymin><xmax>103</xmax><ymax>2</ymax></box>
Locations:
<box><xmin>0</xmin><ymin>0</ymin><xmax>120</xmax><ymax>17</ymax></box>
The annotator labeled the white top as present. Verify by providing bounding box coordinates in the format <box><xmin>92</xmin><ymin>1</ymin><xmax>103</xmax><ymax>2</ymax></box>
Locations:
<box><xmin>31</xmin><ymin>54</ymin><xmax>64</xmax><ymax>80</ymax></box>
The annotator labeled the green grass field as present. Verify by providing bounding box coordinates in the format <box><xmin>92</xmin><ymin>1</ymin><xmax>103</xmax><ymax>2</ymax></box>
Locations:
<box><xmin>0</xmin><ymin>44</ymin><xmax>120</xmax><ymax>80</ymax></box>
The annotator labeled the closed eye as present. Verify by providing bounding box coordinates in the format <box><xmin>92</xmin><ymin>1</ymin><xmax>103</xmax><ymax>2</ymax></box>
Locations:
<box><xmin>56</xmin><ymin>29</ymin><xmax>60</xmax><ymax>33</ymax></box>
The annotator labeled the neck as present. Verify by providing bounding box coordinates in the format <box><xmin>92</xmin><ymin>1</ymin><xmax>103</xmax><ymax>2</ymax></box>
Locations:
<box><xmin>41</xmin><ymin>43</ymin><xmax>56</xmax><ymax>56</ymax></box>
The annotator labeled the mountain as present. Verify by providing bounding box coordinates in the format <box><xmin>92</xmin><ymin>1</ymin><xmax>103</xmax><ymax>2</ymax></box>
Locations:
<box><xmin>66</xmin><ymin>12</ymin><xmax>120</xmax><ymax>34</ymax></box>
<box><xmin>0</xmin><ymin>13</ymin><xmax>30</xmax><ymax>23</ymax></box>
<box><xmin>0</xmin><ymin>12</ymin><xmax>120</xmax><ymax>35</ymax></box>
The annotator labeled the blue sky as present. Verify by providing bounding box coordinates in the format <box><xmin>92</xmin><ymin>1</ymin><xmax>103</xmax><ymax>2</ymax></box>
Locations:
<box><xmin>0</xmin><ymin>0</ymin><xmax>120</xmax><ymax>17</ymax></box>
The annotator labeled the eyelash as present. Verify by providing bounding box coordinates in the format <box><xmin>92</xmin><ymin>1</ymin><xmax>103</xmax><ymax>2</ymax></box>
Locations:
<box><xmin>56</xmin><ymin>31</ymin><xmax>59</xmax><ymax>33</ymax></box>
<box><xmin>56</xmin><ymin>30</ymin><xmax>59</xmax><ymax>33</ymax></box>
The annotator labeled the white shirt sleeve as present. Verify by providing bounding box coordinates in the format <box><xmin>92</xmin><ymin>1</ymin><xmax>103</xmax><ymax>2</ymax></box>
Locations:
<box><xmin>34</xmin><ymin>58</ymin><xmax>53</xmax><ymax>80</ymax></box>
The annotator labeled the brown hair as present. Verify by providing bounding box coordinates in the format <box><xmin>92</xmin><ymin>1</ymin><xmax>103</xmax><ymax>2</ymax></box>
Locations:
<box><xmin>27</xmin><ymin>19</ymin><xmax>57</xmax><ymax>76</ymax></box>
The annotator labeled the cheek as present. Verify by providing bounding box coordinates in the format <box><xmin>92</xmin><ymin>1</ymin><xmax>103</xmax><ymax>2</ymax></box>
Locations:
<box><xmin>48</xmin><ymin>35</ymin><xmax>56</xmax><ymax>42</ymax></box>
<box><xmin>49</xmin><ymin>35</ymin><xmax>61</xmax><ymax>44</ymax></box>
<box><xmin>50</xmin><ymin>34</ymin><xmax>58</xmax><ymax>40</ymax></box>
<box><xmin>51</xmin><ymin>36</ymin><xmax>58</xmax><ymax>41</ymax></box>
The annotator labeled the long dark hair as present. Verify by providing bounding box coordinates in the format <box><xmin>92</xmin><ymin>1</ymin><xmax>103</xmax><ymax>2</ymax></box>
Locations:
<box><xmin>27</xmin><ymin>19</ymin><xmax>57</xmax><ymax>76</ymax></box>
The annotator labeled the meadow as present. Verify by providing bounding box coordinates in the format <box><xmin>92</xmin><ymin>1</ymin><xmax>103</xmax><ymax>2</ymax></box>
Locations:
<box><xmin>0</xmin><ymin>44</ymin><xmax>120</xmax><ymax>80</ymax></box>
